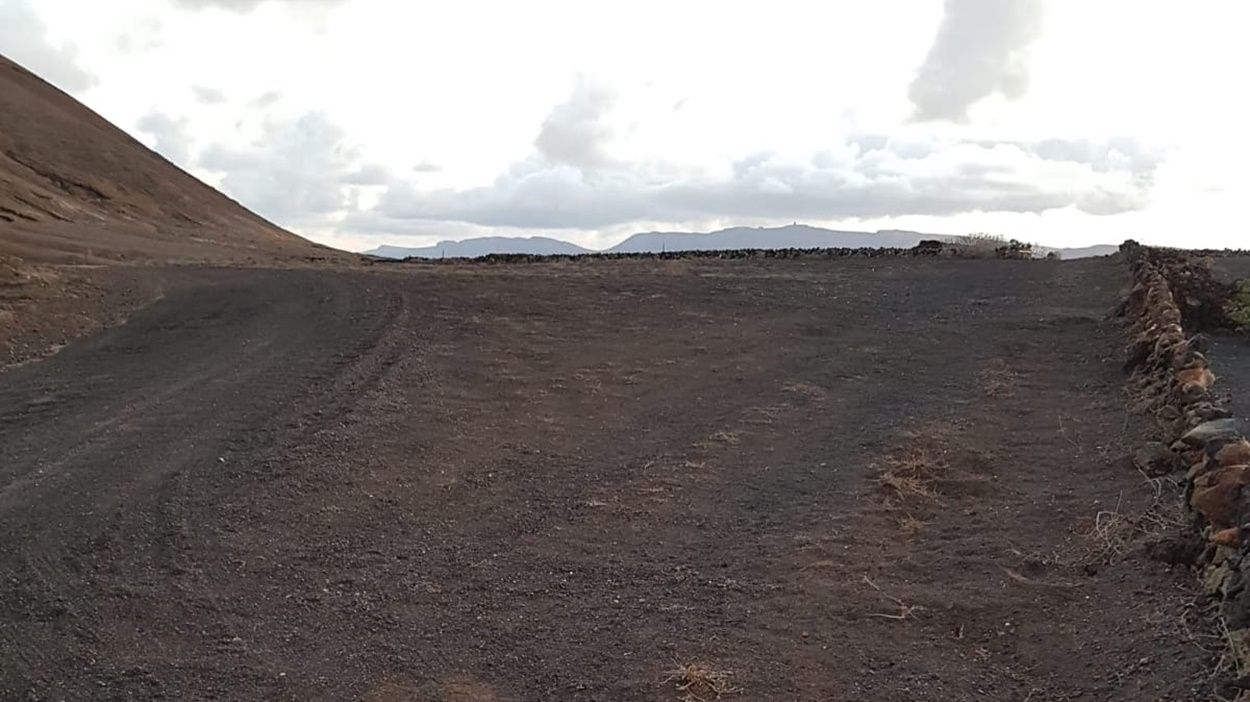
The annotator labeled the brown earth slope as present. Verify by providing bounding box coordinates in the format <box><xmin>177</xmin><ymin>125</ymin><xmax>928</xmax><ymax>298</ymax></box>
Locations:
<box><xmin>0</xmin><ymin>53</ymin><xmax>356</xmax><ymax>364</ymax></box>
<box><xmin>0</xmin><ymin>53</ymin><xmax>338</xmax><ymax>264</ymax></box>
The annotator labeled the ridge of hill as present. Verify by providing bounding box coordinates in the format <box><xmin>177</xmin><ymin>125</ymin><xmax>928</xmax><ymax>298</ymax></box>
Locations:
<box><xmin>0</xmin><ymin>54</ymin><xmax>340</xmax><ymax>264</ymax></box>
<box><xmin>367</xmin><ymin>236</ymin><xmax>592</xmax><ymax>260</ymax></box>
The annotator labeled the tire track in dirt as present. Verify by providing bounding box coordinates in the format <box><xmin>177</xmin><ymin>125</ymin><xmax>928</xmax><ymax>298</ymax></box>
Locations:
<box><xmin>0</xmin><ymin>268</ymin><xmax>410</xmax><ymax>698</ymax></box>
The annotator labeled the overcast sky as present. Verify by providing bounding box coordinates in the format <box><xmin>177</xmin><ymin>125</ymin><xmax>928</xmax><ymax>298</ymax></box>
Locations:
<box><xmin>2</xmin><ymin>0</ymin><xmax>1247</xmax><ymax>251</ymax></box>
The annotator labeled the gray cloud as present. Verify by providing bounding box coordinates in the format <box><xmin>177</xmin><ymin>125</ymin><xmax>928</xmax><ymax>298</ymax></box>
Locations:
<box><xmin>137</xmin><ymin>112</ymin><xmax>193</xmax><ymax>165</ymax></box>
<box><xmin>192</xmin><ymin>85</ymin><xmax>226</xmax><ymax>104</ymax></box>
<box><xmin>909</xmin><ymin>0</ymin><xmax>1044</xmax><ymax>122</ymax></box>
<box><xmin>1032</xmin><ymin>137</ymin><xmax>1159</xmax><ymax>175</ymax></box>
<box><xmin>0</xmin><ymin>0</ymin><xmax>96</xmax><ymax>92</ymax></box>
<box><xmin>533</xmin><ymin>78</ymin><xmax>617</xmax><ymax>170</ymax></box>
<box><xmin>249</xmin><ymin>91</ymin><xmax>281</xmax><ymax>109</ymax></box>
<box><xmin>344</xmin><ymin>84</ymin><xmax>1156</xmax><ymax>233</ymax></box>
<box><xmin>364</xmin><ymin>137</ymin><xmax>1155</xmax><ymax>231</ymax></box>
<box><xmin>114</xmin><ymin>17</ymin><xmax>165</xmax><ymax>55</ymax></box>
<box><xmin>197</xmin><ymin>111</ymin><xmax>384</xmax><ymax>223</ymax></box>
<box><xmin>341</xmin><ymin>164</ymin><xmax>391</xmax><ymax>186</ymax></box>
<box><xmin>173</xmin><ymin>89</ymin><xmax>1156</xmax><ymax>241</ymax></box>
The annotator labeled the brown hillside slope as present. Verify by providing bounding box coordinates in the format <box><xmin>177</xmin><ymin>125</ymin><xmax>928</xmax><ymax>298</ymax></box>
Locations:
<box><xmin>0</xmin><ymin>54</ymin><xmax>341</xmax><ymax>264</ymax></box>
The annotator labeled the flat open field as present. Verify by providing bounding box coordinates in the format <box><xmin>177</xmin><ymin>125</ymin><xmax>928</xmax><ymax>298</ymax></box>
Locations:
<box><xmin>0</xmin><ymin>257</ymin><xmax>1223</xmax><ymax>700</ymax></box>
<box><xmin>1207</xmin><ymin>257</ymin><xmax>1250</xmax><ymax>432</ymax></box>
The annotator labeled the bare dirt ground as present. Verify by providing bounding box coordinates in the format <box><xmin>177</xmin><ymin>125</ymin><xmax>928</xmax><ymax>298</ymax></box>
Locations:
<box><xmin>0</xmin><ymin>261</ymin><xmax>168</xmax><ymax>367</ymax></box>
<box><xmin>1207</xmin><ymin>257</ymin><xmax>1250</xmax><ymax>427</ymax></box>
<box><xmin>0</xmin><ymin>256</ymin><xmax>1226</xmax><ymax>701</ymax></box>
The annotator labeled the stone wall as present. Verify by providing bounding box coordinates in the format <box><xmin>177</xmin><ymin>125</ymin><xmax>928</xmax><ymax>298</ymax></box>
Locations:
<box><xmin>375</xmin><ymin>240</ymin><xmax>1023</xmax><ymax>265</ymax></box>
<box><xmin>1119</xmin><ymin>241</ymin><xmax>1250</xmax><ymax>673</ymax></box>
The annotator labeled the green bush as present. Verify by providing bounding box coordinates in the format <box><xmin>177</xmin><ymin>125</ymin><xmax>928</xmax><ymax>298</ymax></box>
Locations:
<box><xmin>1228</xmin><ymin>280</ymin><xmax>1250</xmax><ymax>331</ymax></box>
<box><xmin>995</xmin><ymin>239</ymin><xmax>1034</xmax><ymax>260</ymax></box>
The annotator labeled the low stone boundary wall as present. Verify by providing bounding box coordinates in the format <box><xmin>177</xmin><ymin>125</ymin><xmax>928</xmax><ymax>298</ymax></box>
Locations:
<box><xmin>1118</xmin><ymin>241</ymin><xmax>1250</xmax><ymax>671</ymax></box>
<box><xmin>371</xmin><ymin>240</ymin><xmax>1031</xmax><ymax>265</ymax></box>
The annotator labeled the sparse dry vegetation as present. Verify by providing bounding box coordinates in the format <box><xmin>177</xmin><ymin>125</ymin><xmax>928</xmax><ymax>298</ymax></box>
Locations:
<box><xmin>953</xmin><ymin>233</ymin><xmax>1035</xmax><ymax>260</ymax></box>
<box><xmin>898</xmin><ymin>513</ymin><xmax>928</xmax><ymax>536</ymax></box>
<box><xmin>862</xmin><ymin>575</ymin><xmax>925</xmax><ymax>621</ymax></box>
<box><xmin>663</xmin><ymin>662</ymin><xmax>741</xmax><ymax>701</ymax></box>
<box><xmin>953</xmin><ymin>233</ymin><xmax>1005</xmax><ymax>259</ymax></box>
<box><xmin>875</xmin><ymin>437</ymin><xmax>949</xmax><ymax>504</ymax></box>
<box><xmin>1074</xmin><ymin>492</ymin><xmax>1186</xmax><ymax>565</ymax></box>
<box><xmin>876</xmin><ymin>459</ymin><xmax>941</xmax><ymax>501</ymax></box>
<box><xmin>978</xmin><ymin>359</ymin><xmax>1019</xmax><ymax>397</ymax></box>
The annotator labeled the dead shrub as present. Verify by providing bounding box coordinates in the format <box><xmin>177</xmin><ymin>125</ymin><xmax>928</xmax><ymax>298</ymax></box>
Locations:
<box><xmin>663</xmin><ymin>662</ymin><xmax>740</xmax><ymax>701</ymax></box>
<box><xmin>875</xmin><ymin>445</ymin><xmax>946</xmax><ymax>503</ymax></box>
<box><xmin>951</xmin><ymin>233</ymin><xmax>1035</xmax><ymax>260</ymax></box>
<box><xmin>1074</xmin><ymin>494</ymin><xmax>1186</xmax><ymax>565</ymax></box>
<box><xmin>978</xmin><ymin>359</ymin><xmax>1019</xmax><ymax>397</ymax></box>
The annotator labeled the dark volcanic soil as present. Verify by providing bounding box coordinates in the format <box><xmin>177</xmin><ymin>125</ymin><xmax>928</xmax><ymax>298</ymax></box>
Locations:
<box><xmin>1206</xmin><ymin>256</ymin><xmax>1250</xmax><ymax>424</ymax></box>
<box><xmin>0</xmin><ymin>262</ymin><xmax>168</xmax><ymax>367</ymax></box>
<box><xmin>0</xmin><ymin>257</ymin><xmax>1222</xmax><ymax>700</ymax></box>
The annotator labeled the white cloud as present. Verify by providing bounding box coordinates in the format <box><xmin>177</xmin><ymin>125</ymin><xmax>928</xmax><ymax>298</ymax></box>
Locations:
<box><xmin>341</xmin><ymin>164</ymin><xmax>391</xmax><ymax>186</ymax></box>
<box><xmin>352</xmin><ymin>77</ymin><xmax>1157</xmax><ymax>234</ymax></box>
<box><xmin>909</xmin><ymin>0</ymin><xmax>1044</xmax><ymax>122</ymax></box>
<box><xmin>9</xmin><ymin>0</ymin><xmax>1250</xmax><ymax>250</ymax></box>
<box><xmin>249</xmin><ymin>91</ymin><xmax>281</xmax><ymax>108</ymax></box>
<box><xmin>192</xmin><ymin>85</ymin><xmax>226</xmax><ymax>104</ymax></box>
<box><xmin>197</xmin><ymin>111</ymin><xmax>379</xmax><ymax>224</ymax></box>
<box><xmin>169</xmin><ymin>0</ymin><xmax>344</xmax><ymax>12</ymax></box>
<box><xmin>136</xmin><ymin>111</ymin><xmax>193</xmax><ymax>165</ymax></box>
<box><xmin>533</xmin><ymin>77</ymin><xmax>618</xmax><ymax>170</ymax></box>
<box><xmin>0</xmin><ymin>0</ymin><xmax>96</xmax><ymax>93</ymax></box>
<box><xmin>367</xmin><ymin>139</ymin><xmax>1152</xmax><ymax>231</ymax></box>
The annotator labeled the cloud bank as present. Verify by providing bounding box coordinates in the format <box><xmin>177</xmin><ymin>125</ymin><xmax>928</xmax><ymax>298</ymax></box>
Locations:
<box><xmin>364</xmin><ymin>138</ymin><xmax>1154</xmax><ymax>232</ymax></box>
<box><xmin>158</xmin><ymin>85</ymin><xmax>1158</xmax><ymax>241</ymax></box>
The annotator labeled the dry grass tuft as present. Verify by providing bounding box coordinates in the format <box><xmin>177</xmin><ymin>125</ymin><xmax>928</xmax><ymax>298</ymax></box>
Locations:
<box><xmin>872</xmin><ymin>422</ymin><xmax>962</xmax><ymax>532</ymax></box>
<box><xmin>875</xmin><ymin>446</ymin><xmax>945</xmax><ymax>502</ymax></box>
<box><xmin>978</xmin><ymin>360</ymin><xmax>1019</xmax><ymax>397</ymax></box>
<box><xmin>862</xmin><ymin>575</ymin><xmax>925</xmax><ymax>621</ymax></box>
<box><xmin>898</xmin><ymin>513</ymin><xmax>928</xmax><ymax>536</ymax></box>
<box><xmin>663</xmin><ymin>662</ymin><xmax>741</xmax><ymax>701</ymax></box>
<box><xmin>1075</xmin><ymin>492</ymin><xmax>1186</xmax><ymax>565</ymax></box>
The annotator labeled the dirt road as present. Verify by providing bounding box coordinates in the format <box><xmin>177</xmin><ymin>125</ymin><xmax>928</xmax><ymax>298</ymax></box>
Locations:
<box><xmin>0</xmin><ymin>258</ymin><xmax>1222</xmax><ymax>700</ymax></box>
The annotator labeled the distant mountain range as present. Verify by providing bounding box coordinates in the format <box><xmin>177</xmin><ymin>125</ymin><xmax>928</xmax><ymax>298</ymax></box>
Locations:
<box><xmin>364</xmin><ymin>225</ymin><xmax>1115</xmax><ymax>261</ymax></box>
<box><xmin>1032</xmin><ymin>243</ymin><xmax>1119</xmax><ymax>259</ymax></box>
<box><xmin>367</xmin><ymin>236</ymin><xmax>591</xmax><ymax>260</ymax></box>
